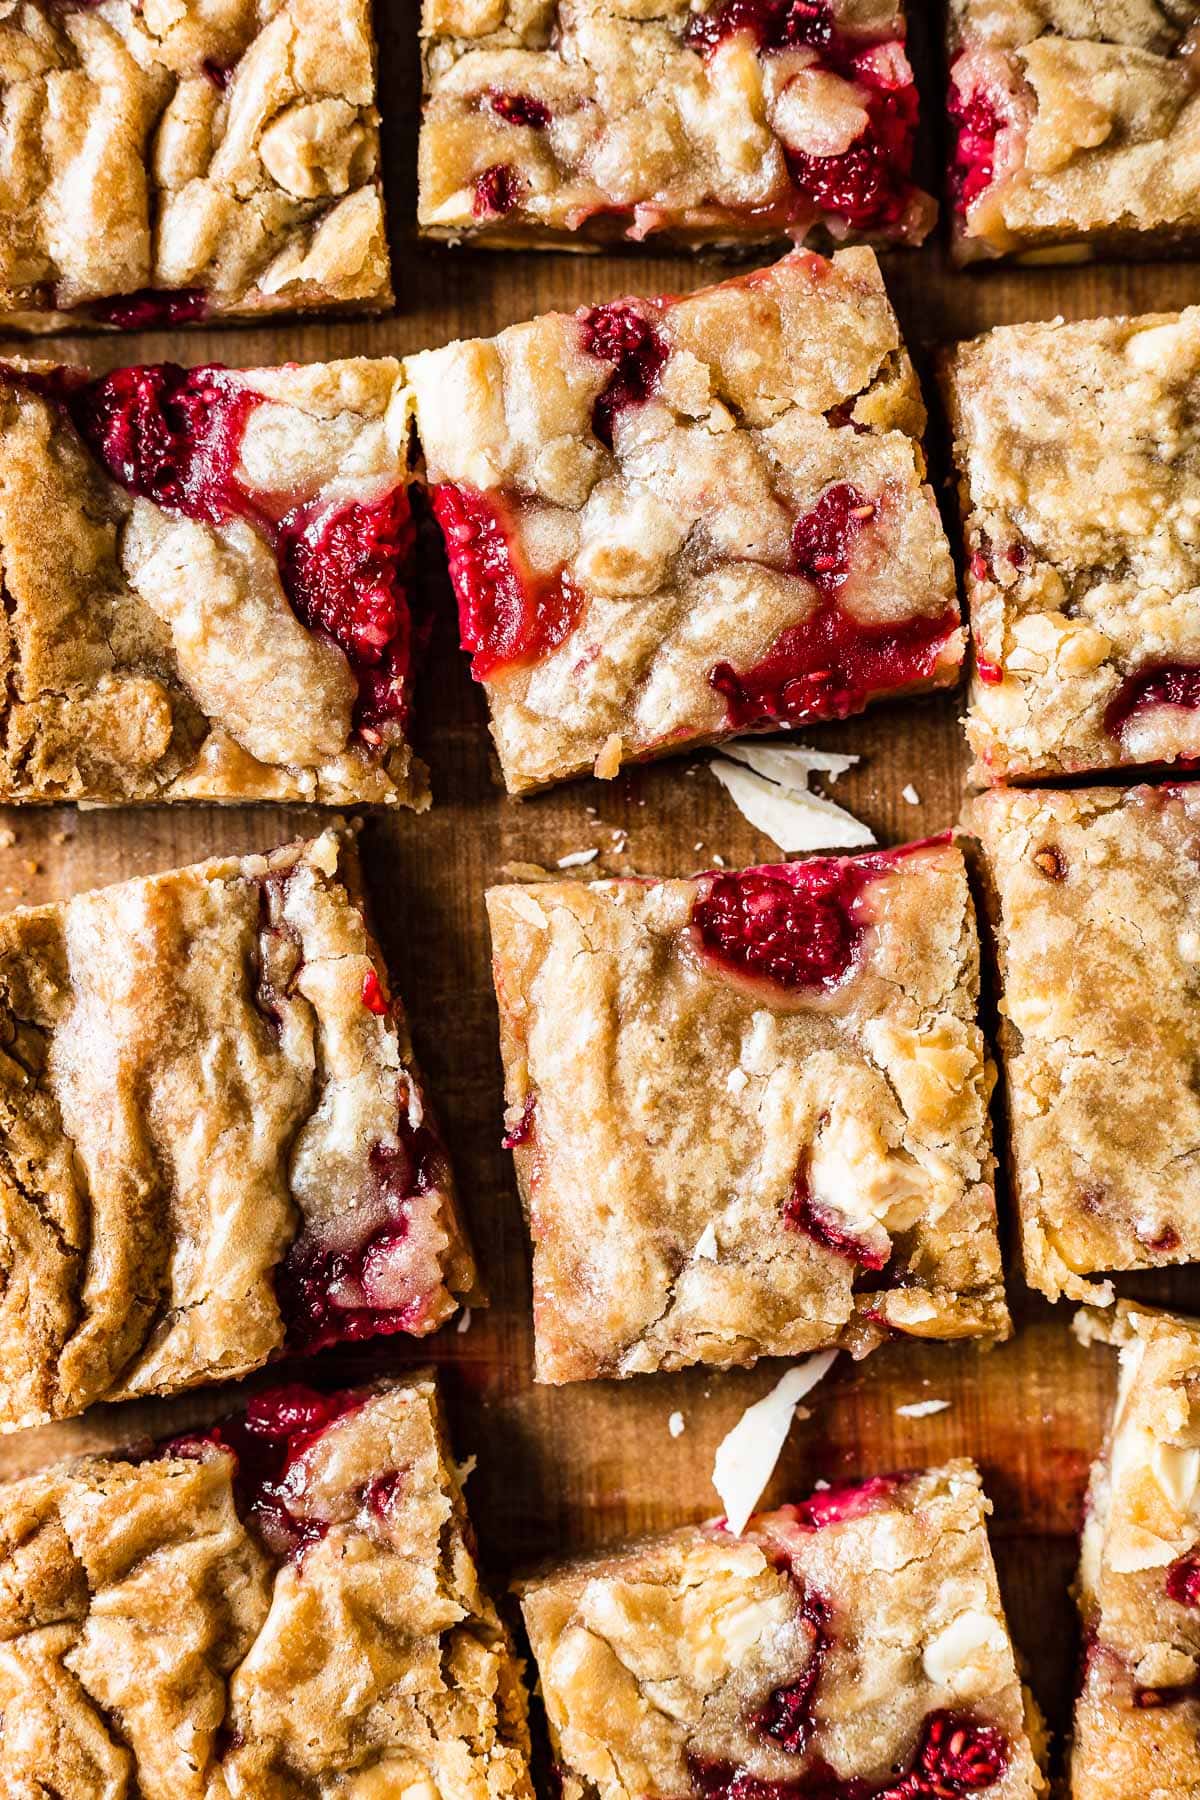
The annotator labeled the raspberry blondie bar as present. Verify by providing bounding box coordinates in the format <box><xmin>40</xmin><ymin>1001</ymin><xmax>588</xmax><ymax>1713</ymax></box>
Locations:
<box><xmin>517</xmin><ymin>1461</ymin><xmax>1046</xmax><ymax>1800</ymax></box>
<box><xmin>1072</xmin><ymin>1303</ymin><xmax>1200</xmax><ymax>1799</ymax></box>
<box><xmin>947</xmin><ymin>0</ymin><xmax>1200</xmax><ymax>264</ymax></box>
<box><xmin>487</xmin><ymin>838</ymin><xmax>1006</xmax><ymax>1383</ymax></box>
<box><xmin>0</xmin><ymin>355</ymin><xmax>428</xmax><ymax>807</ymax></box>
<box><xmin>0</xmin><ymin>0</ymin><xmax>392</xmax><ymax>331</ymax></box>
<box><xmin>0</xmin><ymin>1371</ymin><xmax>534</xmax><ymax>1800</ymax></box>
<box><xmin>967</xmin><ymin>783</ymin><xmax>1200</xmax><ymax>1304</ymax></box>
<box><xmin>412</xmin><ymin>250</ymin><xmax>962</xmax><ymax>795</ymax></box>
<box><xmin>946</xmin><ymin>309</ymin><xmax>1200</xmax><ymax>785</ymax></box>
<box><xmin>418</xmin><ymin>0</ymin><xmax>934</xmax><ymax>249</ymax></box>
<box><xmin>0</xmin><ymin>831</ymin><xmax>477</xmax><ymax>1432</ymax></box>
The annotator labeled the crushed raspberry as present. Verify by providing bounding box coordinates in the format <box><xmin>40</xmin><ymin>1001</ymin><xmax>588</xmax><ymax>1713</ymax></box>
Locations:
<box><xmin>948</xmin><ymin>79</ymin><xmax>1003</xmax><ymax>213</ymax></box>
<box><xmin>690</xmin><ymin>843</ymin><xmax>939</xmax><ymax>996</ymax></box>
<box><xmin>363</xmin><ymin>1470</ymin><xmax>406</xmax><ymax>1519</ymax></box>
<box><xmin>486</xmin><ymin>89</ymin><xmax>551</xmax><ymax>127</ymax></box>
<box><xmin>784</xmin><ymin>77</ymin><xmax>919</xmax><ymax>231</ymax></box>
<box><xmin>276</xmin><ymin>1119</ymin><xmax>451</xmax><ymax>1352</ymax></box>
<box><xmin>473</xmin><ymin>162</ymin><xmax>522</xmax><ymax>217</ymax></box>
<box><xmin>166</xmin><ymin>1383</ymin><xmax>367</xmax><ymax>1561</ymax></box>
<box><xmin>69</xmin><ymin>362</ymin><xmax>260</xmax><ymax>523</ymax></box>
<box><xmin>502</xmin><ymin>1093</ymin><xmax>537</xmax><ymax>1148</ymax></box>
<box><xmin>1167</xmin><ymin>1553</ymin><xmax>1200</xmax><ymax>1607</ymax></box>
<box><xmin>80</xmin><ymin>287</ymin><xmax>210</xmax><ymax>331</ymax></box>
<box><xmin>69</xmin><ymin>364</ymin><xmax>420</xmax><ymax>741</ymax></box>
<box><xmin>969</xmin><ymin>551</ymin><xmax>992</xmax><ymax>583</ymax></box>
<box><xmin>792</xmin><ymin>483</ymin><xmax>873</xmax><ymax>587</ymax></box>
<box><xmin>785</xmin><ymin>1153</ymin><xmax>889</xmax><ymax>1269</ymax></box>
<box><xmin>276</xmin><ymin>487</ymin><xmax>418</xmax><ymax>734</ymax></box>
<box><xmin>1105</xmin><ymin>663</ymin><xmax>1200</xmax><ymax>741</ymax></box>
<box><xmin>578</xmin><ymin>302</ymin><xmax>669</xmax><ymax>448</ymax></box>
<box><xmin>691</xmin><ymin>864</ymin><xmax>863</xmax><ymax>993</ymax></box>
<box><xmin>432</xmin><ymin>483</ymin><xmax>583</xmax><ymax>680</ymax></box>
<box><xmin>690</xmin><ymin>1710</ymin><xmax>1007</xmax><ymax>1800</ymax></box>
<box><xmin>751</xmin><ymin>1593</ymin><xmax>830</xmax><ymax>1756</ymax></box>
<box><xmin>362</xmin><ymin>968</ymin><xmax>389</xmax><ymax>1014</ymax></box>
<box><xmin>788</xmin><ymin>1474</ymin><xmax>903</xmax><ymax>1529</ymax></box>
<box><xmin>711</xmin><ymin>484</ymin><xmax>958</xmax><ymax>729</ymax></box>
<box><xmin>685</xmin><ymin>0</ymin><xmax>833</xmax><ymax>57</ymax></box>
<box><xmin>684</xmin><ymin>5</ymin><xmax>920</xmax><ymax>229</ymax></box>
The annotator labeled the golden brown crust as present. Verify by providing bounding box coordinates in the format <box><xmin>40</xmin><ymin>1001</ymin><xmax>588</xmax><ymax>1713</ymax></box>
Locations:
<box><xmin>412</xmin><ymin>252</ymin><xmax>961</xmax><ymax>796</ymax></box>
<box><xmin>966</xmin><ymin>783</ymin><xmax>1200</xmax><ymax>1303</ymax></box>
<box><xmin>1072</xmin><ymin>1302</ymin><xmax>1200</xmax><ymax>1800</ymax></box>
<box><xmin>418</xmin><ymin>0</ymin><xmax>934</xmax><ymax>249</ymax></box>
<box><xmin>517</xmin><ymin>1461</ymin><xmax>1045</xmax><ymax>1800</ymax></box>
<box><xmin>0</xmin><ymin>0</ymin><xmax>393</xmax><ymax>329</ymax></box>
<box><xmin>946</xmin><ymin>310</ymin><xmax>1200</xmax><ymax>784</ymax></box>
<box><xmin>0</xmin><ymin>1374</ymin><xmax>534</xmax><ymax>1800</ymax></box>
<box><xmin>948</xmin><ymin>0</ymin><xmax>1200</xmax><ymax>264</ymax></box>
<box><xmin>487</xmin><ymin>842</ymin><xmax>1006</xmax><ymax>1383</ymax></box>
<box><xmin>0</xmin><ymin>831</ymin><xmax>477</xmax><ymax>1431</ymax></box>
<box><xmin>0</xmin><ymin>358</ymin><xmax>427</xmax><ymax>808</ymax></box>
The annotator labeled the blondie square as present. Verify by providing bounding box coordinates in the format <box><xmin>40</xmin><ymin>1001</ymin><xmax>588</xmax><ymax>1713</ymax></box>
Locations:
<box><xmin>947</xmin><ymin>0</ymin><xmax>1200</xmax><ymax>264</ymax></box>
<box><xmin>411</xmin><ymin>250</ymin><xmax>961</xmax><ymax>795</ymax></box>
<box><xmin>967</xmin><ymin>782</ymin><xmax>1200</xmax><ymax>1303</ymax></box>
<box><xmin>0</xmin><ymin>831</ymin><xmax>477</xmax><ymax>1432</ymax></box>
<box><xmin>1072</xmin><ymin>1303</ymin><xmax>1200</xmax><ymax>1800</ymax></box>
<box><xmin>486</xmin><ymin>838</ymin><xmax>1006</xmax><ymax>1383</ymax></box>
<box><xmin>946</xmin><ymin>308</ymin><xmax>1200</xmax><ymax>785</ymax></box>
<box><xmin>0</xmin><ymin>0</ymin><xmax>393</xmax><ymax>331</ymax></box>
<box><xmin>0</xmin><ymin>1372</ymin><xmax>533</xmax><ymax>1800</ymax></box>
<box><xmin>0</xmin><ymin>355</ymin><xmax>428</xmax><ymax>807</ymax></box>
<box><xmin>419</xmin><ymin>0</ymin><xmax>934</xmax><ymax>250</ymax></box>
<box><xmin>517</xmin><ymin>1461</ymin><xmax>1046</xmax><ymax>1800</ymax></box>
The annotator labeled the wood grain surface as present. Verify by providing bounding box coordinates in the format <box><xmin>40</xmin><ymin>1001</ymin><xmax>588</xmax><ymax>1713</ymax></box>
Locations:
<box><xmin>2</xmin><ymin>1</ymin><xmax>1198</xmax><ymax>1781</ymax></box>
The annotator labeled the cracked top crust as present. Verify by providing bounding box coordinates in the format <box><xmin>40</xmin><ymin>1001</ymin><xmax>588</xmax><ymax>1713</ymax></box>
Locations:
<box><xmin>0</xmin><ymin>0</ymin><xmax>393</xmax><ymax>331</ymax></box>
<box><xmin>486</xmin><ymin>841</ymin><xmax>1006</xmax><ymax>1384</ymax></box>
<box><xmin>947</xmin><ymin>0</ymin><xmax>1200</xmax><ymax>261</ymax></box>
<box><xmin>1072</xmin><ymin>1303</ymin><xmax>1200</xmax><ymax>1800</ymax></box>
<box><xmin>418</xmin><ymin>0</ymin><xmax>934</xmax><ymax>249</ymax></box>
<box><xmin>946</xmin><ymin>310</ymin><xmax>1200</xmax><ymax>784</ymax></box>
<box><xmin>0</xmin><ymin>356</ymin><xmax>428</xmax><ymax>808</ymax></box>
<box><xmin>0</xmin><ymin>1373</ymin><xmax>534</xmax><ymax>1800</ymax></box>
<box><xmin>412</xmin><ymin>251</ymin><xmax>961</xmax><ymax>796</ymax></box>
<box><xmin>517</xmin><ymin>1460</ymin><xmax>1045</xmax><ymax>1800</ymax></box>
<box><xmin>0</xmin><ymin>830</ymin><xmax>476</xmax><ymax>1432</ymax></box>
<box><xmin>966</xmin><ymin>783</ymin><xmax>1200</xmax><ymax>1304</ymax></box>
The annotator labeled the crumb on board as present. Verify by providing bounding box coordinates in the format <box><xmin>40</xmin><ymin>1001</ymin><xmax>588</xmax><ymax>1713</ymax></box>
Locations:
<box><xmin>896</xmin><ymin>1399</ymin><xmax>951</xmax><ymax>1419</ymax></box>
<box><xmin>456</xmin><ymin>1308</ymin><xmax>472</xmax><ymax>1335</ymax></box>
<box><xmin>668</xmin><ymin>1411</ymin><xmax>686</xmax><ymax>1438</ymax></box>
<box><xmin>901</xmin><ymin>784</ymin><xmax>921</xmax><ymax>806</ymax></box>
<box><xmin>556</xmin><ymin>848</ymin><xmax>600</xmax><ymax>869</ymax></box>
<box><xmin>712</xmin><ymin>1351</ymin><xmax>839</xmax><ymax>1535</ymax></box>
<box><xmin>0</xmin><ymin>829</ymin><xmax>15</xmax><ymax>849</ymax></box>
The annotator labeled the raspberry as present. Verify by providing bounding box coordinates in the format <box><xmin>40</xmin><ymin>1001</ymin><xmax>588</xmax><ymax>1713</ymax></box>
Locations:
<box><xmin>487</xmin><ymin>89</ymin><xmax>551</xmax><ymax>127</ymax></box>
<box><xmin>1167</xmin><ymin>1552</ymin><xmax>1200</xmax><ymax>1607</ymax></box>
<box><xmin>685</xmin><ymin>0</ymin><xmax>832</xmax><ymax>55</ymax></box>
<box><xmin>751</xmin><ymin>1594</ymin><xmax>829</xmax><ymax>1756</ymax></box>
<box><xmin>948</xmin><ymin>79</ymin><xmax>1004</xmax><ymax>213</ymax></box>
<box><xmin>81</xmin><ymin>288</ymin><xmax>209</xmax><ymax>331</ymax></box>
<box><xmin>1105</xmin><ymin>663</ymin><xmax>1200</xmax><ymax>741</ymax></box>
<box><xmin>792</xmin><ymin>483</ymin><xmax>873</xmax><ymax>588</ymax></box>
<box><xmin>690</xmin><ymin>865</ymin><xmax>864</xmax><ymax>993</ymax></box>
<box><xmin>69</xmin><ymin>362</ymin><xmax>257</xmax><ymax>523</ymax></box>
<box><xmin>689</xmin><ymin>1710</ymin><xmax>1007</xmax><ymax>1799</ymax></box>
<box><xmin>276</xmin><ymin>1121</ymin><xmax>450</xmax><ymax>1352</ymax></box>
<box><xmin>784</xmin><ymin>79</ymin><xmax>918</xmax><ymax>230</ymax></box>
<box><xmin>276</xmin><ymin>487</ymin><xmax>418</xmax><ymax>734</ymax></box>
<box><xmin>473</xmin><ymin>162</ymin><xmax>522</xmax><ymax>217</ymax></box>
<box><xmin>432</xmin><ymin>483</ymin><xmax>582</xmax><ymax>679</ymax></box>
<box><xmin>362</xmin><ymin>968</ymin><xmax>390</xmax><ymax>1014</ymax></box>
<box><xmin>578</xmin><ymin>302</ymin><xmax>669</xmax><ymax>447</ymax></box>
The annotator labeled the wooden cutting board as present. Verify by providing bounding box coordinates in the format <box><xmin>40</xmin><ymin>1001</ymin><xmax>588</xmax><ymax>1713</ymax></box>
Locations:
<box><xmin>3</xmin><ymin>0</ymin><xmax>1199</xmax><ymax>1776</ymax></box>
